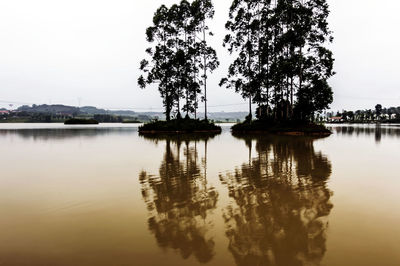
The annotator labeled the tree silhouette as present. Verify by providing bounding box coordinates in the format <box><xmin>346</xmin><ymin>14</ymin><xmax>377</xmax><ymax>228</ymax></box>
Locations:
<box><xmin>375</xmin><ymin>104</ymin><xmax>382</xmax><ymax>120</ymax></box>
<box><xmin>192</xmin><ymin>0</ymin><xmax>220</xmax><ymax>120</ymax></box>
<box><xmin>138</xmin><ymin>5</ymin><xmax>176</xmax><ymax>121</ymax></box>
<box><xmin>221</xmin><ymin>0</ymin><xmax>335</xmax><ymax>122</ymax></box>
<box><xmin>139</xmin><ymin>1</ymin><xmax>219</xmax><ymax>120</ymax></box>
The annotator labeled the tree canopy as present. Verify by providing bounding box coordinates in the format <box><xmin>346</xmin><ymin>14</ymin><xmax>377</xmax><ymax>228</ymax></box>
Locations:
<box><xmin>138</xmin><ymin>0</ymin><xmax>219</xmax><ymax>121</ymax></box>
<box><xmin>220</xmin><ymin>0</ymin><xmax>335</xmax><ymax>122</ymax></box>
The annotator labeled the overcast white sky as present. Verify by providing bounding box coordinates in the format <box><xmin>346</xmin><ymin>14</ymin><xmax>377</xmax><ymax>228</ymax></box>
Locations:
<box><xmin>1</xmin><ymin>0</ymin><xmax>399</xmax><ymax>112</ymax></box>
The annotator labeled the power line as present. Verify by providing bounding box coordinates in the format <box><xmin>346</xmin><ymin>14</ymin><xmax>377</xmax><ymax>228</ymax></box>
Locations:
<box><xmin>203</xmin><ymin>103</ymin><xmax>248</xmax><ymax>108</ymax></box>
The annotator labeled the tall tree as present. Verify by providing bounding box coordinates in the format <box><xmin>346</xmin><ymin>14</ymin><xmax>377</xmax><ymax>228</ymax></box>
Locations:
<box><xmin>221</xmin><ymin>0</ymin><xmax>267</xmax><ymax>120</ymax></box>
<box><xmin>375</xmin><ymin>104</ymin><xmax>382</xmax><ymax>120</ymax></box>
<box><xmin>192</xmin><ymin>0</ymin><xmax>219</xmax><ymax>120</ymax></box>
<box><xmin>292</xmin><ymin>0</ymin><xmax>335</xmax><ymax>120</ymax></box>
<box><xmin>138</xmin><ymin>5</ymin><xmax>176</xmax><ymax>121</ymax></box>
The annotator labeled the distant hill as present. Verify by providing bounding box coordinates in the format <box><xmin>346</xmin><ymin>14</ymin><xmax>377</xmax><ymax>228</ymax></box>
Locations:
<box><xmin>11</xmin><ymin>104</ymin><xmax>248</xmax><ymax>121</ymax></box>
<box><xmin>15</xmin><ymin>104</ymin><xmax>137</xmax><ymax>117</ymax></box>
<box><xmin>79</xmin><ymin>106</ymin><xmax>109</xmax><ymax>115</ymax></box>
<box><xmin>17</xmin><ymin>104</ymin><xmax>79</xmax><ymax>115</ymax></box>
<box><xmin>79</xmin><ymin>106</ymin><xmax>136</xmax><ymax>116</ymax></box>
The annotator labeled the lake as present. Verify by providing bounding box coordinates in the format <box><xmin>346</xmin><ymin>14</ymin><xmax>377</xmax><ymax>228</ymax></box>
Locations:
<box><xmin>0</xmin><ymin>123</ymin><xmax>399</xmax><ymax>266</ymax></box>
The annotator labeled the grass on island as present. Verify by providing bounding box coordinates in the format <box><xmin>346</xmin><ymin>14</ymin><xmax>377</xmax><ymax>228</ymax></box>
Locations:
<box><xmin>64</xmin><ymin>118</ymin><xmax>99</xmax><ymax>125</ymax></box>
<box><xmin>139</xmin><ymin>118</ymin><xmax>221</xmax><ymax>133</ymax></box>
<box><xmin>232</xmin><ymin>119</ymin><xmax>331</xmax><ymax>136</ymax></box>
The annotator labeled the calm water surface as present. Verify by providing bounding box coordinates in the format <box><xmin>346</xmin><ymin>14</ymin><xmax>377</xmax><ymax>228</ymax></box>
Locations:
<box><xmin>0</xmin><ymin>123</ymin><xmax>399</xmax><ymax>266</ymax></box>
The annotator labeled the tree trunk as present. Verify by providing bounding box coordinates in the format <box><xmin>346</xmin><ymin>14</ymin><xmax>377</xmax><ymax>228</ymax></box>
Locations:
<box><xmin>203</xmin><ymin>23</ymin><xmax>208</xmax><ymax>121</ymax></box>
<box><xmin>249</xmin><ymin>96</ymin><xmax>252</xmax><ymax>118</ymax></box>
<box><xmin>166</xmin><ymin>92</ymin><xmax>171</xmax><ymax>121</ymax></box>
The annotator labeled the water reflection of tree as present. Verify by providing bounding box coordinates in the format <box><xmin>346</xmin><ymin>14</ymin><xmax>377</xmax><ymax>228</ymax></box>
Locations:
<box><xmin>220</xmin><ymin>135</ymin><xmax>333</xmax><ymax>266</ymax></box>
<box><xmin>139</xmin><ymin>134</ymin><xmax>218</xmax><ymax>263</ymax></box>
<box><xmin>330</xmin><ymin>125</ymin><xmax>400</xmax><ymax>143</ymax></box>
<box><xmin>0</xmin><ymin>128</ymin><xmax>136</xmax><ymax>141</ymax></box>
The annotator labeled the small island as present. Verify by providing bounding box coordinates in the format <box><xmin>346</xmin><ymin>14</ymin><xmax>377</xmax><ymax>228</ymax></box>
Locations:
<box><xmin>232</xmin><ymin>119</ymin><xmax>331</xmax><ymax>136</ymax></box>
<box><xmin>64</xmin><ymin>118</ymin><xmax>99</xmax><ymax>125</ymax></box>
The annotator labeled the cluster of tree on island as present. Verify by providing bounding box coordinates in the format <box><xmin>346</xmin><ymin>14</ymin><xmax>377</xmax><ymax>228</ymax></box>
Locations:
<box><xmin>138</xmin><ymin>0</ymin><xmax>335</xmax><ymax>124</ymax></box>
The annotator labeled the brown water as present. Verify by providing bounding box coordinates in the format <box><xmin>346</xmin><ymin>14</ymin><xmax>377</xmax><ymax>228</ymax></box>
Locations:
<box><xmin>0</xmin><ymin>123</ymin><xmax>399</xmax><ymax>266</ymax></box>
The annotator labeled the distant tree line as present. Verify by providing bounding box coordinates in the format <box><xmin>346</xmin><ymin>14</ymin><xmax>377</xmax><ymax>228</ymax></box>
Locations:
<box><xmin>327</xmin><ymin>104</ymin><xmax>400</xmax><ymax>122</ymax></box>
<box><xmin>139</xmin><ymin>0</ymin><xmax>335</xmax><ymax>123</ymax></box>
<box><xmin>0</xmin><ymin>111</ymin><xmax>152</xmax><ymax>123</ymax></box>
<box><xmin>0</xmin><ymin>111</ymin><xmax>69</xmax><ymax>123</ymax></box>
